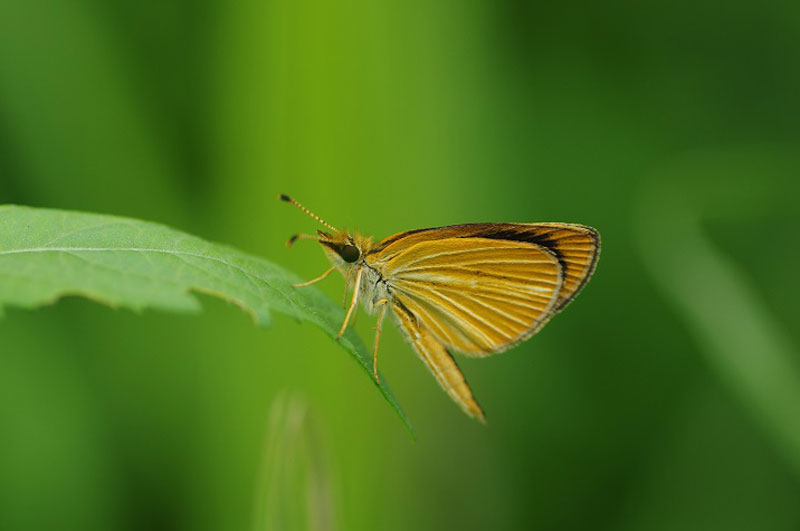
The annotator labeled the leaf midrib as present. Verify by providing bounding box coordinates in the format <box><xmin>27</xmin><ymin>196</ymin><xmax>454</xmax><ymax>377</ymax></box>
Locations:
<box><xmin>1</xmin><ymin>246</ymin><xmax>267</xmax><ymax>282</ymax></box>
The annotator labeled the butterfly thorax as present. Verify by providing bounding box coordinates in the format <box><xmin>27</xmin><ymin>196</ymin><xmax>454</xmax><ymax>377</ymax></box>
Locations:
<box><xmin>358</xmin><ymin>265</ymin><xmax>390</xmax><ymax>313</ymax></box>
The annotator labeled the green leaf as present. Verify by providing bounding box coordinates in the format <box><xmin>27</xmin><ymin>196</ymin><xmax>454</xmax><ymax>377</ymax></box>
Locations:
<box><xmin>0</xmin><ymin>205</ymin><xmax>412</xmax><ymax>435</ymax></box>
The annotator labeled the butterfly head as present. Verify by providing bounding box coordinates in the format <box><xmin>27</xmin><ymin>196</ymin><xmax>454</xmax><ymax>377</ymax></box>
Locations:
<box><xmin>316</xmin><ymin>229</ymin><xmax>374</xmax><ymax>271</ymax></box>
<box><xmin>281</xmin><ymin>194</ymin><xmax>372</xmax><ymax>271</ymax></box>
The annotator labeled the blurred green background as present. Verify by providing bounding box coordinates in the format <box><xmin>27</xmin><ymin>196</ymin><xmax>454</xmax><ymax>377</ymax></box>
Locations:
<box><xmin>1</xmin><ymin>1</ymin><xmax>799</xmax><ymax>530</ymax></box>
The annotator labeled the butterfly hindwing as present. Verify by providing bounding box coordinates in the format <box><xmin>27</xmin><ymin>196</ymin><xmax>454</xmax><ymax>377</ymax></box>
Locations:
<box><xmin>370</xmin><ymin>235</ymin><xmax>562</xmax><ymax>356</ymax></box>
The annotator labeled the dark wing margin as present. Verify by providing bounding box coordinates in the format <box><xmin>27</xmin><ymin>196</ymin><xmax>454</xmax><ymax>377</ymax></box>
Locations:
<box><xmin>471</xmin><ymin>223</ymin><xmax>600</xmax><ymax>312</ymax></box>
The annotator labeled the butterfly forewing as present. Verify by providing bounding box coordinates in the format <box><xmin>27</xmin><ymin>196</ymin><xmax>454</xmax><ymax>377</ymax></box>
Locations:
<box><xmin>370</xmin><ymin>235</ymin><xmax>565</xmax><ymax>356</ymax></box>
<box><xmin>372</xmin><ymin>222</ymin><xmax>599</xmax><ymax>306</ymax></box>
<box><xmin>368</xmin><ymin>223</ymin><xmax>600</xmax><ymax>356</ymax></box>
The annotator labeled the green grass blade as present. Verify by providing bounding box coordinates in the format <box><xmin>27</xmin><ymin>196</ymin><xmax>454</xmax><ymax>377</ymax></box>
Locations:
<box><xmin>635</xmin><ymin>151</ymin><xmax>800</xmax><ymax>478</ymax></box>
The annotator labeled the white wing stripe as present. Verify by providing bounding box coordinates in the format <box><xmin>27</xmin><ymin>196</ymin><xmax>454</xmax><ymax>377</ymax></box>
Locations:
<box><xmin>412</xmin><ymin>281</ymin><xmax>545</xmax><ymax>328</ymax></box>
<box><xmin>398</xmin><ymin>271</ymin><xmax>556</xmax><ymax>294</ymax></box>
<box><xmin>399</xmin><ymin>289</ymin><xmax>496</xmax><ymax>348</ymax></box>
<box><xmin>400</xmin><ymin>265</ymin><xmax>561</xmax><ymax>285</ymax></box>
<box><xmin>455</xmin><ymin>294</ymin><xmax>532</xmax><ymax>328</ymax></box>
<box><xmin>424</xmin><ymin>288</ymin><xmax>515</xmax><ymax>341</ymax></box>
<box><xmin>399</xmin><ymin>295</ymin><xmax>481</xmax><ymax>350</ymax></box>
<box><xmin>388</xmin><ymin>244</ymin><xmax>552</xmax><ymax>270</ymax></box>
<box><xmin>394</xmin><ymin>277</ymin><xmax>555</xmax><ymax>310</ymax></box>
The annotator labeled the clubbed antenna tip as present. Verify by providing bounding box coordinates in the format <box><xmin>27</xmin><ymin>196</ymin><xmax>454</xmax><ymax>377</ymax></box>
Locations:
<box><xmin>279</xmin><ymin>194</ymin><xmax>338</xmax><ymax>232</ymax></box>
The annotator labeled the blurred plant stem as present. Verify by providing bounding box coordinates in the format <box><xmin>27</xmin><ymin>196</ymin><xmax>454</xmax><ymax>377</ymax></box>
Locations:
<box><xmin>254</xmin><ymin>391</ymin><xmax>337</xmax><ymax>531</ymax></box>
<box><xmin>636</xmin><ymin>148</ymin><xmax>800</xmax><ymax>478</ymax></box>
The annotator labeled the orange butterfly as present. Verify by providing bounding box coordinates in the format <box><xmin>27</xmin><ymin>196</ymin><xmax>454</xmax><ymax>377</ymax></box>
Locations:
<box><xmin>281</xmin><ymin>195</ymin><xmax>600</xmax><ymax>423</ymax></box>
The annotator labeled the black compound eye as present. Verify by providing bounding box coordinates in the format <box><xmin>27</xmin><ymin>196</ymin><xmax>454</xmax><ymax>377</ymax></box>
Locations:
<box><xmin>340</xmin><ymin>244</ymin><xmax>360</xmax><ymax>263</ymax></box>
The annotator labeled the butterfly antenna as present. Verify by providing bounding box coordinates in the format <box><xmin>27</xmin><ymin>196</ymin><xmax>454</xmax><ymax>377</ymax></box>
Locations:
<box><xmin>279</xmin><ymin>194</ymin><xmax>338</xmax><ymax>232</ymax></box>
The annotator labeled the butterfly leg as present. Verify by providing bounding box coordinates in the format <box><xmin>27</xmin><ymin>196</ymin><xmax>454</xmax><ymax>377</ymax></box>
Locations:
<box><xmin>342</xmin><ymin>268</ymin><xmax>354</xmax><ymax>308</ymax></box>
<box><xmin>372</xmin><ymin>299</ymin><xmax>389</xmax><ymax>383</ymax></box>
<box><xmin>337</xmin><ymin>267</ymin><xmax>363</xmax><ymax>339</ymax></box>
<box><xmin>292</xmin><ymin>266</ymin><xmax>335</xmax><ymax>288</ymax></box>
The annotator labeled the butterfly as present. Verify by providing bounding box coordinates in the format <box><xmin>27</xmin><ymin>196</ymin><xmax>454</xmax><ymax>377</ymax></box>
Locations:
<box><xmin>281</xmin><ymin>194</ymin><xmax>600</xmax><ymax>423</ymax></box>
